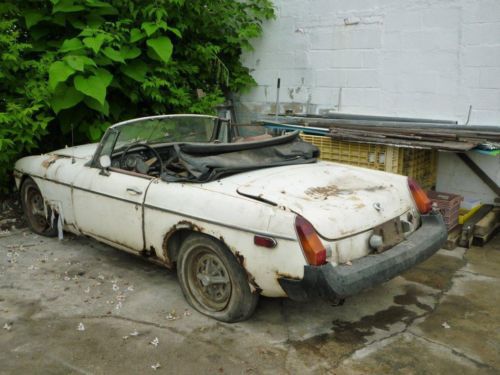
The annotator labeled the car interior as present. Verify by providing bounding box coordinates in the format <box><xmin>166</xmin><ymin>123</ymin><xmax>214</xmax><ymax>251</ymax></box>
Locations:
<box><xmin>101</xmin><ymin>117</ymin><xmax>281</xmax><ymax>178</ymax></box>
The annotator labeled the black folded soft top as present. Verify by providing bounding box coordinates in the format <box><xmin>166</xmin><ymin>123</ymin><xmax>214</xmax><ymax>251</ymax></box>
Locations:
<box><xmin>161</xmin><ymin>131</ymin><xmax>319</xmax><ymax>183</ymax></box>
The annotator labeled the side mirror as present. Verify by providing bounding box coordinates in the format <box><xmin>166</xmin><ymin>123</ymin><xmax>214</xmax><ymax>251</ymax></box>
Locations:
<box><xmin>99</xmin><ymin>155</ymin><xmax>111</xmax><ymax>175</ymax></box>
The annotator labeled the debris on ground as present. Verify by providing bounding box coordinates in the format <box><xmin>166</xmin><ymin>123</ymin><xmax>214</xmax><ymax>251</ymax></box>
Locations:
<box><xmin>166</xmin><ymin>310</ymin><xmax>178</xmax><ymax>321</ymax></box>
<box><xmin>0</xmin><ymin>197</ymin><xmax>26</xmax><ymax>231</ymax></box>
<box><xmin>3</xmin><ymin>323</ymin><xmax>12</xmax><ymax>331</ymax></box>
<box><xmin>0</xmin><ymin>229</ymin><xmax>11</xmax><ymax>237</ymax></box>
<box><xmin>183</xmin><ymin>309</ymin><xmax>192</xmax><ymax>317</ymax></box>
<box><xmin>151</xmin><ymin>363</ymin><xmax>161</xmax><ymax>370</ymax></box>
<box><xmin>129</xmin><ymin>330</ymin><xmax>139</xmax><ymax>336</ymax></box>
<box><xmin>442</xmin><ymin>322</ymin><xmax>451</xmax><ymax>329</ymax></box>
<box><xmin>112</xmin><ymin>283</ymin><xmax>119</xmax><ymax>292</ymax></box>
<box><xmin>150</xmin><ymin>337</ymin><xmax>159</xmax><ymax>347</ymax></box>
<box><xmin>77</xmin><ymin>322</ymin><xmax>85</xmax><ymax>331</ymax></box>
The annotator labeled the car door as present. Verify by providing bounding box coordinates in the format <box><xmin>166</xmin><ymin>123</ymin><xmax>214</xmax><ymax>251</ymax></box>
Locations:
<box><xmin>72</xmin><ymin>166</ymin><xmax>153</xmax><ymax>252</ymax></box>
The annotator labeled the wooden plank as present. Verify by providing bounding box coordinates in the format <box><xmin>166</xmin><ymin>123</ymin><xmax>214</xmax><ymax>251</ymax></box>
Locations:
<box><xmin>443</xmin><ymin>226</ymin><xmax>462</xmax><ymax>250</ymax></box>
<box><xmin>473</xmin><ymin>223</ymin><xmax>500</xmax><ymax>247</ymax></box>
<box><xmin>328</xmin><ymin>133</ymin><xmax>476</xmax><ymax>151</ymax></box>
<box><xmin>474</xmin><ymin>208</ymin><xmax>500</xmax><ymax>236</ymax></box>
<box><xmin>459</xmin><ymin>205</ymin><xmax>493</xmax><ymax>248</ymax></box>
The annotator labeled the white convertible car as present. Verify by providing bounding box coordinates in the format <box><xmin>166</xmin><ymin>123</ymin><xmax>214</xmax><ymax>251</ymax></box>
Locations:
<box><xmin>14</xmin><ymin>114</ymin><xmax>447</xmax><ymax>322</ymax></box>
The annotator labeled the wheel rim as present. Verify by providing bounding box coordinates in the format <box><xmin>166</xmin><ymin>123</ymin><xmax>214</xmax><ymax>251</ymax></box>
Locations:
<box><xmin>25</xmin><ymin>186</ymin><xmax>49</xmax><ymax>233</ymax></box>
<box><xmin>185</xmin><ymin>247</ymin><xmax>231</xmax><ymax>312</ymax></box>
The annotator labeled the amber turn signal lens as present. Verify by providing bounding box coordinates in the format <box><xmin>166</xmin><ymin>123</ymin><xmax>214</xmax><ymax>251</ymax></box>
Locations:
<box><xmin>295</xmin><ymin>216</ymin><xmax>327</xmax><ymax>266</ymax></box>
<box><xmin>408</xmin><ymin>178</ymin><xmax>432</xmax><ymax>214</ymax></box>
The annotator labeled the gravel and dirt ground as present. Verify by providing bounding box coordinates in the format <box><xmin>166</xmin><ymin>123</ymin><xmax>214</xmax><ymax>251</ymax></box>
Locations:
<box><xmin>0</xmin><ymin>199</ymin><xmax>499</xmax><ymax>374</ymax></box>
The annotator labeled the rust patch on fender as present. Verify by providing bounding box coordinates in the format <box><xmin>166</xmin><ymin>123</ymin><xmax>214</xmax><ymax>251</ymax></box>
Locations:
<box><xmin>234</xmin><ymin>251</ymin><xmax>262</xmax><ymax>295</ymax></box>
<box><xmin>41</xmin><ymin>155</ymin><xmax>60</xmax><ymax>168</ymax></box>
<box><xmin>162</xmin><ymin>220</ymin><xmax>205</xmax><ymax>265</ymax></box>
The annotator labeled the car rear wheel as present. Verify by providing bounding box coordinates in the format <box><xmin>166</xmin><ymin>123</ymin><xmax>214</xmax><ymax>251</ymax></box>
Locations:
<box><xmin>177</xmin><ymin>234</ymin><xmax>259</xmax><ymax>322</ymax></box>
<box><xmin>20</xmin><ymin>178</ymin><xmax>58</xmax><ymax>237</ymax></box>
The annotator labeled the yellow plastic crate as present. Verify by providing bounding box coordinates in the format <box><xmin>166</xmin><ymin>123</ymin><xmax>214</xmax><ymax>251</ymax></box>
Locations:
<box><xmin>402</xmin><ymin>148</ymin><xmax>438</xmax><ymax>191</ymax></box>
<box><xmin>301</xmin><ymin>134</ymin><xmax>437</xmax><ymax>190</ymax></box>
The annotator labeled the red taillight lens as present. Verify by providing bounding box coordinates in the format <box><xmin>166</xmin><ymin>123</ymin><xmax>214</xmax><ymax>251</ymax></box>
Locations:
<box><xmin>254</xmin><ymin>235</ymin><xmax>277</xmax><ymax>248</ymax></box>
<box><xmin>295</xmin><ymin>216</ymin><xmax>327</xmax><ymax>266</ymax></box>
<box><xmin>408</xmin><ymin>178</ymin><xmax>432</xmax><ymax>214</ymax></box>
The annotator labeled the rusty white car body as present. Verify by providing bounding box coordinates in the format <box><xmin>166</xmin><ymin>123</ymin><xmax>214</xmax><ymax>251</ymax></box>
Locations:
<box><xmin>14</xmin><ymin>114</ymin><xmax>447</xmax><ymax>322</ymax></box>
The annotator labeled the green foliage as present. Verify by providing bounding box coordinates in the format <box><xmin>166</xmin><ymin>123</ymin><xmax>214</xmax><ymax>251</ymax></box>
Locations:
<box><xmin>0</xmin><ymin>0</ymin><xmax>275</xmax><ymax>193</ymax></box>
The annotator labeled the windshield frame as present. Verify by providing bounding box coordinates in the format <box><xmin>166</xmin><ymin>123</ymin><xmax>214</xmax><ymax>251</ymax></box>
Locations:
<box><xmin>89</xmin><ymin>114</ymin><xmax>221</xmax><ymax>168</ymax></box>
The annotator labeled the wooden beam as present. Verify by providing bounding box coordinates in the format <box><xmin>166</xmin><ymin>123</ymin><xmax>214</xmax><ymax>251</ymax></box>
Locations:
<box><xmin>457</xmin><ymin>153</ymin><xmax>500</xmax><ymax>196</ymax></box>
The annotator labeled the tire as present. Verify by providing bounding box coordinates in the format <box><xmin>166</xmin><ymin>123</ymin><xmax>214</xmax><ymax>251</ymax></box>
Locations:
<box><xmin>177</xmin><ymin>233</ymin><xmax>259</xmax><ymax>322</ymax></box>
<box><xmin>20</xmin><ymin>178</ymin><xmax>58</xmax><ymax>237</ymax></box>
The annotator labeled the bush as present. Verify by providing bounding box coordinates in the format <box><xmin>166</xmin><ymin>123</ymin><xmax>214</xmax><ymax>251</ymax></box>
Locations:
<box><xmin>0</xmin><ymin>0</ymin><xmax>274</xmax><ymax>193</ymax></box>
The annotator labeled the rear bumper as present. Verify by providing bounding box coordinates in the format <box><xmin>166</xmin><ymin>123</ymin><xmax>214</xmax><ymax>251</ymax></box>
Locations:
<box><xmin>278</xmin><ymin>213</ymin><xmax>447</xmax><ymax>302</ymax></box>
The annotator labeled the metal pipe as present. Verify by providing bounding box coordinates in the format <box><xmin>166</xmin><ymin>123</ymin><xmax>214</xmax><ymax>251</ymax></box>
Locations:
<box><xmin>272</xmin><ymin>116</ymin><xmax>500</xmax><ymax>132</ymax></box>
<box><xmin>291</xmin><ymin>113</ymin><xmax>458</xmax><ymax>124</ymax></box>
<box><xmin>274</xmin><ymin>78</ymin><xmax>281</xmax><ymax>122</ymax></box>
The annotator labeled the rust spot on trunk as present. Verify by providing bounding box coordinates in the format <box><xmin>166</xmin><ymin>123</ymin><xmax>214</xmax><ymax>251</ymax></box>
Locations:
<box><xmin>306</xmin><ymin>185</ymin><xmax>350</xmax><ymax>198</ymax></box>
<box><xmin>306</xmin><ymin>184</ymin><xmax>386</xmax><ymax>199</ymax></box>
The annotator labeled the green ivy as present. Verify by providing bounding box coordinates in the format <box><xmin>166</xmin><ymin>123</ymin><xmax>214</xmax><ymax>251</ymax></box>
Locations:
<box><xmin>0</xmin><ymin>0</ymin><xmax>275</xmax><ymax>193</ymax></box>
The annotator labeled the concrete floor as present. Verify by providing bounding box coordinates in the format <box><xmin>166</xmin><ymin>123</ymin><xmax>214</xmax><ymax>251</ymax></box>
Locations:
<box><xmin>0</xmin><ymin>228</ymin><xmax>498</xmax><ymax>374</ymax></box>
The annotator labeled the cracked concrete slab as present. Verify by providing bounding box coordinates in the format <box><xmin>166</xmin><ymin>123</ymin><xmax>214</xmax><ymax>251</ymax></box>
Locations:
<box><xmin>1</xmin><ymin>229</ymin><xmax>499</xmax><ymax>374</ymax></box>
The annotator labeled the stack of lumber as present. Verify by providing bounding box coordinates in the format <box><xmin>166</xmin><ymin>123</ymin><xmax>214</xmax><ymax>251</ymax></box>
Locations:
<box><xmin>473</xmin><ymin>207</ymin><xmax>500</xmax><ymax>246</ymax></box>
<box><xmin>262</xmin><ymin>114</ymin><xmax>500</xmax><ymax>152</ymax></box>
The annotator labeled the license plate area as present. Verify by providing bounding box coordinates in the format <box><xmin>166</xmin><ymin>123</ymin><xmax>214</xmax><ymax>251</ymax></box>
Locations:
<box><xmin>372</xmin><ymin>218</ymin><xmax>405</xmax><ymax>253</ymax></box>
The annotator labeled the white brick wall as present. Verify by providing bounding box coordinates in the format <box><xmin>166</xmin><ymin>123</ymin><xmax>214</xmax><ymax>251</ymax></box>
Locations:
<box><xmin>238</xmin><ymin>0</ymin><xmax>500</xmax><ymax>125</ymax></box>
<box><xmin>237</xmin><ymin>0</ymin><xmax>500</xmax><ymax>203</ymax></box>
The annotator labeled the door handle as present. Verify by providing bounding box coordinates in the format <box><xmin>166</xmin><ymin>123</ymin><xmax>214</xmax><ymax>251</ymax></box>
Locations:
<box><xmin>126</xmin><ymin>187</ymin><xmax>143</xmax><ymax>195</ymax></box>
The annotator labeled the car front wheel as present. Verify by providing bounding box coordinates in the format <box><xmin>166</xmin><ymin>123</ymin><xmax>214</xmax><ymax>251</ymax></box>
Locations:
<box><xmin>177</xmin><ymin>234</ymin><xmax>259</xmax><ymax>322</ymax></box>
<box><xmin>20</xmin><ymin>178</ymin><xmax>58</xmax><ymax>237</ymax></box>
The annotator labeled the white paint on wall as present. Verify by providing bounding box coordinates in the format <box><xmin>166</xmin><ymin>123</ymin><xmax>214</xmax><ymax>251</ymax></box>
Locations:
<box><xmin>237</xmin><ymin>0</ymin><xmax>500</xmax><ymax>203</ymax></box>
<box><xmin>437</xmin><ymin>151</ymin><xmax>499</xmax><ymax>204</ymax></box>
<box><xmin>238</xmin><ymin>0</ymin><xmax>500</xmax><ymax>126</ymax></box>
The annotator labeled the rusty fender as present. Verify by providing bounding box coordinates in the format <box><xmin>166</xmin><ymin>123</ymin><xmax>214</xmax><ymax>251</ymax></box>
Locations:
<box><xmin>162</xmin><ymin>220</ymin><xmax>205</xmax><ymax>266</ymax></box>
<box><xmin>234</xmin><ymin>250</ymin><xmax>262</xmax><ymax>295</ymax></box>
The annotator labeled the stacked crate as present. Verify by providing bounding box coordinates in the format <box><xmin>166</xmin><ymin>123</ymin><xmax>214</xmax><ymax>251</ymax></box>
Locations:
<box><xmin>300</xmin><ymin>134</ymin><xmax>438</xmax><ymax>190</ymax></box>
<box><xmin>427</xmin><ymin>191</ymin><xmax>462</xmax><ymax>230</ymax></box>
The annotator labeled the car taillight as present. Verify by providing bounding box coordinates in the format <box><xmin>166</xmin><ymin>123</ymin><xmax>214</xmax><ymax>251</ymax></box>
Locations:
<box><xmin>295</xmin><ymin>216</ymin><xmax>327</xmax><ymax>266</ymax></box>
<box><xmin>408</xmin><ymin>178</ymin><xmax>432</xmax><ymax>214</ymax></box>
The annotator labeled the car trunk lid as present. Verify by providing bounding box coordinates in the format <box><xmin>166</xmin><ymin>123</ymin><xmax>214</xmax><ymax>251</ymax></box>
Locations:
<box><xmin>237</xmin><ymin>162</ymin><xmax>413</xmax><ymax>240</ymax></box>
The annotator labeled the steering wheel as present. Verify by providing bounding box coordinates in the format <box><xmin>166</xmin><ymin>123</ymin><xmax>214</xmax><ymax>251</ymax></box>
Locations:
<box><xmin>119</xmin><ymin>143</ymin><xmax>164</xmax><ymax>175</ymax></box>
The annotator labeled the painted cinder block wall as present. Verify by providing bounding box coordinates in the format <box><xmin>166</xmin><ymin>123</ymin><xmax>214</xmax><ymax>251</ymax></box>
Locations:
<box><xmin>237</xmin><ymin>0</ymin><xmax>500</xmax><ymax>203</ymax></box>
